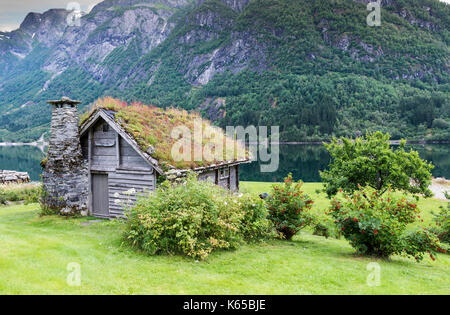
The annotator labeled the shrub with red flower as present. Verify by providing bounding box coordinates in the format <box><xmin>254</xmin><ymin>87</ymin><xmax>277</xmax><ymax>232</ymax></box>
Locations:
<box><xmin>327</xmin><ymin>186</ymin><xmax>446</xmax><ymax>261</ymax></box>
<box><xmin>266</xmin><ymin>174</ymin><xmax>314</xmax><ymax>240</ymax></box>
<box><xmin>404</xmin><ymin>228</ymin><xmax>447</xmax><ymax>262</ymax></box>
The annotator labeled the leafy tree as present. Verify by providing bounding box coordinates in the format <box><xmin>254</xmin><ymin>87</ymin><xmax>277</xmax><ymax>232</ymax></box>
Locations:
<box><xmin>400</xmin><ymin>95</ymin><xmax>435</xmax><ymax>128</ymax></box>
<box><xmin>320</xmin><ymin>131</ymin><xmax>434</xmax><ymax>198</ymax></box>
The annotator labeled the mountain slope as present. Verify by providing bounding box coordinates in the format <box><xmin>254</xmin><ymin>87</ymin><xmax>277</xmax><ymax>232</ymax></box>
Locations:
<box><xmin>0</xmin><ymin>0</ymin><xmax>448</xmax><ymax>142</ymax></box>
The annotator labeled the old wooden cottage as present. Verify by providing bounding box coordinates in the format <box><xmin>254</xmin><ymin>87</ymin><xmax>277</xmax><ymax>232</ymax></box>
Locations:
<box><xmin>42</xmin><ymin>97</ymin><xmax>250</xmax><ymax>219</ymax></box>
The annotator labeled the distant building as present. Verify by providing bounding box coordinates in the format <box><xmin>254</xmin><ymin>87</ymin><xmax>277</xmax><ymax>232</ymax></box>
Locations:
<box><xmin>41</xmin><ymin>97</ymin><xmax>250</xmax><ymax>218</ymax></box>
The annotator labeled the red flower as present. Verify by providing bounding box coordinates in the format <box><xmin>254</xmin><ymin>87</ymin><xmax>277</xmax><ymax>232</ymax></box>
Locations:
<box><xmin>353</xmin><ymin>218</ymin><xmax>358</xmax><ymax>222</ymax></box>
<box><xmin>374</xmin><ymin>229</ymin><xmax>378</xmax><ymax>235</ymax></box>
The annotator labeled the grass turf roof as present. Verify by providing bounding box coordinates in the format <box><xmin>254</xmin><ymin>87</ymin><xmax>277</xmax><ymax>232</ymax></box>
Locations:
<box><xmin>80</xmin><ymin>97</ymin><xmax>249</xmax><ymax>170</ymax></box>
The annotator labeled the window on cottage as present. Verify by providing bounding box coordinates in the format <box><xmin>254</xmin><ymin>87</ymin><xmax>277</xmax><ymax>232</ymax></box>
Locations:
<box><xmin>219</xmin><ymin>167</ymin><xmax>230</xmax><ymax>179</ymax></box>
<box><xmin>103</xmin><ymin>123</ymin><xmax>109</xmax><ymax>133</ymax></box>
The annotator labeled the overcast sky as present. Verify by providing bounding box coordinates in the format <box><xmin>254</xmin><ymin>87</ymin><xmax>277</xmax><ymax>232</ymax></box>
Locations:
<box><xmin>0</xmin><ymin>0</ymin><xmax>102</xmax><ymax>31</ymax></box>
<box><xmin>0</xmin><ymin>0</ymin><xmax>449</xmax><ymax>32</ymax></box>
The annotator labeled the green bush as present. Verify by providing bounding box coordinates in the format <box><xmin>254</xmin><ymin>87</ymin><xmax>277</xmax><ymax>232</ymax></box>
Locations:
<box><xmin>312</xmin><ymin>221</ymin><xmax>331</xmax><ymax>239</ymax></box>
<box><xmin>238</xmin><ymin>194</ymin><xmax>273</xmax><ymax>242</ymax></box>
<box><xmin>427</xmin><ymin>194</ymin><xmax>450</xmax><ymax>245</ymax></box>
<box><xmin>404</xmin><ymin>229</ymin><xmax>447</xmax><ymax>262</ymax></box>
<box><xmin>311</xmin><ymin>212</ymin><xmax>341</xmax><ymax>239</ymax></box>
<box><xmin>266</xmin><ymin>174</ymin><xmax>314</xmax><ymax>240</ymax></box>
<box><xmin>124</xmin><ymin>174</ymin><xmax>271</xmax><ymax>260</ymax></box>
<box><xmin>0</xmin><ymin>184</ymin><xmax>41</xmax><ymax>205</ymax></box>
<box><xmin>327</xmin><ymin>186</ymin><xmax>445</xmax><ymax>261</ymax></box>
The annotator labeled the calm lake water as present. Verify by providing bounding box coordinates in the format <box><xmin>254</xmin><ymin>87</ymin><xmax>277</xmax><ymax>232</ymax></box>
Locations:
<box><xmin>0</xmin><ymin>144</ymin><xmax>449</xmax><ymax>183</ymax></box>
<box><xmin>240</xmin><ymin>143</ymin><xmax>450</xmax><ymax>182</ymax></box>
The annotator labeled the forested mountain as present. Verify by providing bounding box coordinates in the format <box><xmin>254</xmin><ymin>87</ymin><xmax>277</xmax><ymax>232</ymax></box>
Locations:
<box><xmin>0</xmin><ymin>0</ymin><xmax>448</xmax><ymax>142</ymax></box>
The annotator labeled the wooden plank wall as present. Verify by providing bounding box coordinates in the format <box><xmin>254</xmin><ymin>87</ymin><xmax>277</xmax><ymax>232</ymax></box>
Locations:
<box><xmin>198</xmin><ymin>166</ymin><xmax>239</xmax><ymax>192</ymax></box>
<box><xmin>119</xmin><ymin>137</ymin><xmax>153</xmax><ymax>171</ymax></box>
<box><xmin>230</xmin><ymin>166</ymin><xmax>238</xmax><ymax>192</ymax></box>
<box><xmin>87</xmin><ymin>119</ymin><xmax>156</xmax><ymax>218</ymax></box>
<box><xmin>91</xmin><ymin>121</ymin><xmax>118</xmax><ymax>171</ymax></box>
<box><xmin>218</xmin><ymin>168</ymin><xmax>230</xmax><ymax>190</ymax></box>
<box><xmin>108</xmin><ymin>170</ymin><xmax>155</xmax><ymax>218</ymax></box>
<box><xmin>198</xmin><ymin>170</ymin><xmax>216</xmax><ymax>183</ymax></box>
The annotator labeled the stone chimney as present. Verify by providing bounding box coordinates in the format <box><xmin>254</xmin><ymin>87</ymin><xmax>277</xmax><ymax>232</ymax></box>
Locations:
<box><xmin>42</xmin><ymin>97</ymin><xmax>88</xmax><ymax>216</ymax></box>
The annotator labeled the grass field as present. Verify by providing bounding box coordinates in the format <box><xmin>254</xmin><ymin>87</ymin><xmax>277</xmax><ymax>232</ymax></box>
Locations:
<box><xmin>0</xmin><ymin>182</ymin><xmax>448</xmax><ymax>295</ymax></box>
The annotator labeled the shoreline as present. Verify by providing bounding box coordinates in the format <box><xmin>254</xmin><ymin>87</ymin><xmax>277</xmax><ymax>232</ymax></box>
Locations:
<box><xmin>0</xmin><ymin>133</ymin><xmax>48</xmax><ymax>151</ymax></box>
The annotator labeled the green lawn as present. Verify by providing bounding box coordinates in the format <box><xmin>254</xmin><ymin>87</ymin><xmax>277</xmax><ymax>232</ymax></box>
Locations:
<box><xmin>0</xmin><ymin>182</ymin><xmax>448</xmax><ymax>295</ymax></box>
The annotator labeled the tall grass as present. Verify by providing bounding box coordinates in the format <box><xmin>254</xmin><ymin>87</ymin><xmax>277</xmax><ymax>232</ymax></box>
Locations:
<box><xmin>0</xmin><ymin>183</ymin><xmax>41</xmax><ymax>205</ymax></box>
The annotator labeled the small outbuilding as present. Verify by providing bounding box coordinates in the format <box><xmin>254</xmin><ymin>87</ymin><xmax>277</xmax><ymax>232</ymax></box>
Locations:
<box><xmin>42</xmin><ymin>97</ymin><xmax>250</xmax><ymax>219</ymax></box>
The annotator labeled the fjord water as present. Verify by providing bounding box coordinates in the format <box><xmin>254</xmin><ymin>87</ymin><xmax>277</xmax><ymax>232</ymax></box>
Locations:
<box><xmin>239</xmin><ymin>144</ymin><xmax>450</xmax><ymax>182</ymax></box>
<box><xmin>0</xmin><ymin>146</ymin><xmax>44</xmax><ymax>181</ymax></box>
<box><xmin>0</xmin><ymin>144</ymin><xmax>449</xmax><ymax>183</ymax></box>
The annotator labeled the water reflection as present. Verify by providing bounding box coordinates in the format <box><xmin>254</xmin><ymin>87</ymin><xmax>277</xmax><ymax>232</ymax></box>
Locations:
<box><xmin>240</xmin><ymin>144</ymin><xmax>450</xmax><ymax>182</ymax></box>
<box><xmin>0</xmin><ymin>146</ymin><xmax>45</xmax><ymax>181</ymax></box>
<box><xmin>0</xmin><ymin>144</ymin><xmax>448</xmax><ymax>183</ymax></box>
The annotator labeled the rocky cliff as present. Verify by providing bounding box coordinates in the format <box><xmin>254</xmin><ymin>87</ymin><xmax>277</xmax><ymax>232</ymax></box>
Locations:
<box><xmin>0</xmin><ymin>0</ymin><xmax>448</xmax><ymax>142</ymax></box>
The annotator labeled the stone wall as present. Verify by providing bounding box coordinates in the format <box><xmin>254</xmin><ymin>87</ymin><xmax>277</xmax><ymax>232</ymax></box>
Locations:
<box><xmin>0</xmin><ymin>170</ymin><xmax>30</xmax><ymax>184</ymax></box>
<box><xmin>42</xmin><ymin>98</ymin><xmax>88</xmax><ymax>216</ymax></box>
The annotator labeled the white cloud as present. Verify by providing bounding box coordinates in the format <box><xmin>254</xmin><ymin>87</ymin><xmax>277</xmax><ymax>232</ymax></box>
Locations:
<box><xmin>0</xmin><ymin>0</ymin><xmax>102</xmax><ymax>32</ymax></box>
<box><xmin>0</xmin><ymin>24</ymin><xmax>18</xmax><ymax>32</ymax></box>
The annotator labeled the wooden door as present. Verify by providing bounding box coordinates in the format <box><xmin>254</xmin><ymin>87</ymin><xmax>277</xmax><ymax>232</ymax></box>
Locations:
<box><xmin>92</xmin><ymin>174</ymin><xmax>109</xmax><ymax>218</ymax></box>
